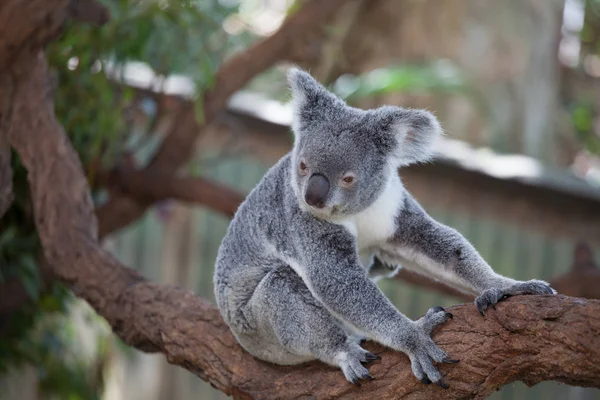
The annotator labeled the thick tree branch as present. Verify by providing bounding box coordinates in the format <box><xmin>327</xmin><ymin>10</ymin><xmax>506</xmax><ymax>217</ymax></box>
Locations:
<box><xmin>7</xmin><ymin>50</ymin><xmax>145</xmax><ymax>306</ymax></box>
<box><xmin>0</xmin><ymin>0</ymin><xmax>66</xmax><ymax>219</ymax></box>
<box><xmin>96</xmin><ymin>0</ymin><xmax>354</xmax><ymax>237</ymax></box>
<box><xmin>0</xmin><ymin>0</ymin><xmax>68</xmax><ymax>71</ymax></box>
<box><xmin>139</xmin><ymin>294</ymin><xmax>600</xmax><ymax>400</ymax></box>
<box><xmin>6</xmin><ymin>50</ymin><xmax>600</xmax><ymax>400</ymax></box>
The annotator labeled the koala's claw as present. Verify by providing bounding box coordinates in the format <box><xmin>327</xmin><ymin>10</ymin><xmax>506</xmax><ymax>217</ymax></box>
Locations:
<box><xmin>437</xmin><ymin>379</ymin><xmax>450</xmax><ymax>389</ymax></box>
<box><xmin>417</xmin><ymin>306</ymin><xmax>454</xmax><ymax>335</ymax></box>
<box><xmin>442</xmin><ymin>357</ymin><xmax>459</xmax><ymax>364</ymax></box>
<box><xmin>410</xmin><ymin>349</ymin><xmax>451</xmax><ymax>388</ymax></box>
<box><xmin>341</xmin><ymin>354</ymin><xmax>373</xmax><ymax>385</ymax></box>
<box><xmin>475</xmin><ymin>280</ymin><xmax>557</xmax><ymax>316</ymax></box>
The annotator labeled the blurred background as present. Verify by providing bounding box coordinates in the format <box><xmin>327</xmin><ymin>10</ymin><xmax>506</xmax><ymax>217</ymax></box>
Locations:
<box><xmin>1</xmin><ymin>0</ymin><xmax>600</xmax><ymax>399</ymax></box>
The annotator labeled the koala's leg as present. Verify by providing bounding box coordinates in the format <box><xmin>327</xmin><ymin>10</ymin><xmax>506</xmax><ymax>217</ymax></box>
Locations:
<box><xmin>248</xmin><ymin>267</ymin><xmax>379</xmax><ymax>385</ymax></box>
<box><xmin>386</xmin><ymin>193</ymin><xmax>556</xmax><ymax>315</ymax></box>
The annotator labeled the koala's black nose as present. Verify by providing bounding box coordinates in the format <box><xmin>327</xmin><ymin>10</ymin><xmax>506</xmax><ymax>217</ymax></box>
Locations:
<box><xmin>305</xmin><ymin>174</ymin><xmax>329</xmax><ymax>208</ymax></box>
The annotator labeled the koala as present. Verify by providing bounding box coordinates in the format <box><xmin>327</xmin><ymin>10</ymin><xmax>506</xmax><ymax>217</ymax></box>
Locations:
<box><xmin>213</xmin><ymin>68</ymin><xmax>556</xmax><ymax>387</ymax></box>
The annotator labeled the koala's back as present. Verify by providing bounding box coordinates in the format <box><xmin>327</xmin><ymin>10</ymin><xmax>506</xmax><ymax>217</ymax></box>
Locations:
<box><xmin>213</xmin><ymin>154</ymin><xmax>294</xmax><ymax>329</ymax></box>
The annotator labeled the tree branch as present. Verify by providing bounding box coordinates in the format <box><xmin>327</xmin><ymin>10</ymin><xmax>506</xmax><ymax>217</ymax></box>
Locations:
<box><xmin>394</xmin><ymin>269</ymin><xmax>472</xmax><ymax>301</ymax></box>
<box><xmin>99</xmin><ymin>165</ymin><xmax>245</xmax><ymax>218</ymax></box>
<box><xmin>136</xmin><ymin>294</ymin><xmax>600</xmax><ymax>400</ymax></box>
<box><xmin>0</xmin><ymin>80</ymin><xmax>14</xmax><ymax>218</ymax></box>
<box><xmin>5</xmin><ymin>50</ymin><xmax>600</xmax><ymax>400</ymax></box>
<box><xmin>0</xmin><ymin>0</ymin><xmax>68</xmax><ymax>71</ymax></box>
<box><xmin>96</xmin><ymin>0</ymin><xmax>354</xmax><ymax>237</ymax></box>
<box><xmin>66</xmin><ymin>0</ymin><xmax>110</xmax><ymax>26</ymax></box>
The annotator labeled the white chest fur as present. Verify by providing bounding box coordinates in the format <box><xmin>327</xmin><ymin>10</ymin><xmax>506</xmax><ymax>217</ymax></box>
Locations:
<box><xmin>334</xmin><ymin>173</ymin><xmax>404</xmax><ymax>254</ymax></box>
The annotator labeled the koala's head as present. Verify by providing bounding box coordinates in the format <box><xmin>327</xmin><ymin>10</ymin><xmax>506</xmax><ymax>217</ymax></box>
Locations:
<box><xmin>288</xmin><ymin>68</ymin><xmax>442</xmax><ymax>219</ymax></box>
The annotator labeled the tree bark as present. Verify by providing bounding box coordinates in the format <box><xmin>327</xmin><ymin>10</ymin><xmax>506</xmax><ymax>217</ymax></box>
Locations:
<box><xmin>0</xmin><ymin>0</ymin><xmax>68</xmax><ymax>70</ymax></box>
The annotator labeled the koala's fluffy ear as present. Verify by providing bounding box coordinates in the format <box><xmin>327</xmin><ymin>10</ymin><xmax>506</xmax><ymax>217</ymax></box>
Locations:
<box><xmin>378</xmin><ymin>106</ymin><xmax>443</xmax><ymax>166</ymax></box>
<box><xmin>287</xmin><ymin>67</ymin><xmax>343</xmax><ymax>133</ymax></box>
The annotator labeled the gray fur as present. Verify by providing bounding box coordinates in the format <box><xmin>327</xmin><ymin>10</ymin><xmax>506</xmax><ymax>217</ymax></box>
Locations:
<box><xmin>213</xmin><ymin>68</ymin><xmax>556</xmax><ymax>387</ymax></box>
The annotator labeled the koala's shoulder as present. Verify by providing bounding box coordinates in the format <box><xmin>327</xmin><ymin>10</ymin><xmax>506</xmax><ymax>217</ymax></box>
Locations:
<box><xmin>231</xmin><ymin>154</ymin><xmax>295</xmax><ymax>228</ymax></box>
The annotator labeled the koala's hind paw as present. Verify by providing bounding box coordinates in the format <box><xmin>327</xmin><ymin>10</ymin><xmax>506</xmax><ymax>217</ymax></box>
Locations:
<box><xmin>475</xmin><ymin>280</ymin><xmax>557</xmax><ymax>316</ymax></box>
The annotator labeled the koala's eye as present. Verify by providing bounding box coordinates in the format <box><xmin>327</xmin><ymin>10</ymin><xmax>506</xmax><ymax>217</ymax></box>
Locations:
<box><xmin>340</xmin><ymin>174</ymin><xmax>356</xmax><ymax>187</ymax></box>
<box><xmin>298</xmin><ymin>160</ymin><xmax>309</xmax><ymax>175</ymax></box>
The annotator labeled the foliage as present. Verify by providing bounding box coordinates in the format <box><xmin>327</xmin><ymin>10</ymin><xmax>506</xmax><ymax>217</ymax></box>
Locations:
<box><xmin>47</xmin><ymin>0</ymin><xmax>241</xmax><ymax>169</ymax></box>
<box><xmin>569</xmin><ymin>0</ymin><xmax>600</xmax><ymax>156</ymax></box>
<box><xmin>571</xmin><ymin>100</ymin><xmax>600</xmax><ymax>155</ymax></box>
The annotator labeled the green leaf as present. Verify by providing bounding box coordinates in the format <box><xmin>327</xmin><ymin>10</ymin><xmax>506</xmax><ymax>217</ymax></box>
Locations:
<box><xmin>0</xmin><ymin>227</ymin><xmax>17</xmax><ymax>248</ymax></box>
<box><xmin>194</xmin><ymin>96</ymin><xmax>206</xmax><ymax>125</ymax></box>
<box><xmin>21</xmin><ymin>275</ymin><xmax>40</xmax><ymax>302</ymax></box>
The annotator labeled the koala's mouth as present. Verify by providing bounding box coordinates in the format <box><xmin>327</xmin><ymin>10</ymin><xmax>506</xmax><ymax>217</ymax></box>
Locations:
<box><xmin>304</xmin><ymin>203</ymin><xmax>345</xmax><ymax>219</ymax></box>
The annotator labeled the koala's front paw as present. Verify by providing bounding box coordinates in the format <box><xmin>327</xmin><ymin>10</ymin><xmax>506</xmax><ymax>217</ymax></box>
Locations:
<box><xmin>368</xmin><ymin>260</ymin><xmax>401</xmax><ymax>282</ymax></box>
<box><xmin>475</xmin><ymin>280</ymin><xmax>557</xmax><ymax>316</ymax></box>
<box><xmin>402</xmin><ymin>306</ymin><xmax>458</xmax><ymax>389</ymax></box>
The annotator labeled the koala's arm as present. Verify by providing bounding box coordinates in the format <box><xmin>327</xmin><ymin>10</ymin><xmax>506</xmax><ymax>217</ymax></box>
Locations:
<box><xmin>288</xmin><ymin>214</ymin><xmax>417</xmax><ymax>350</ymax></box>
<box><xmin>385</xmin><ymin>193</ymin><xmax>555</xmax><ymax>312</ymax></box>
